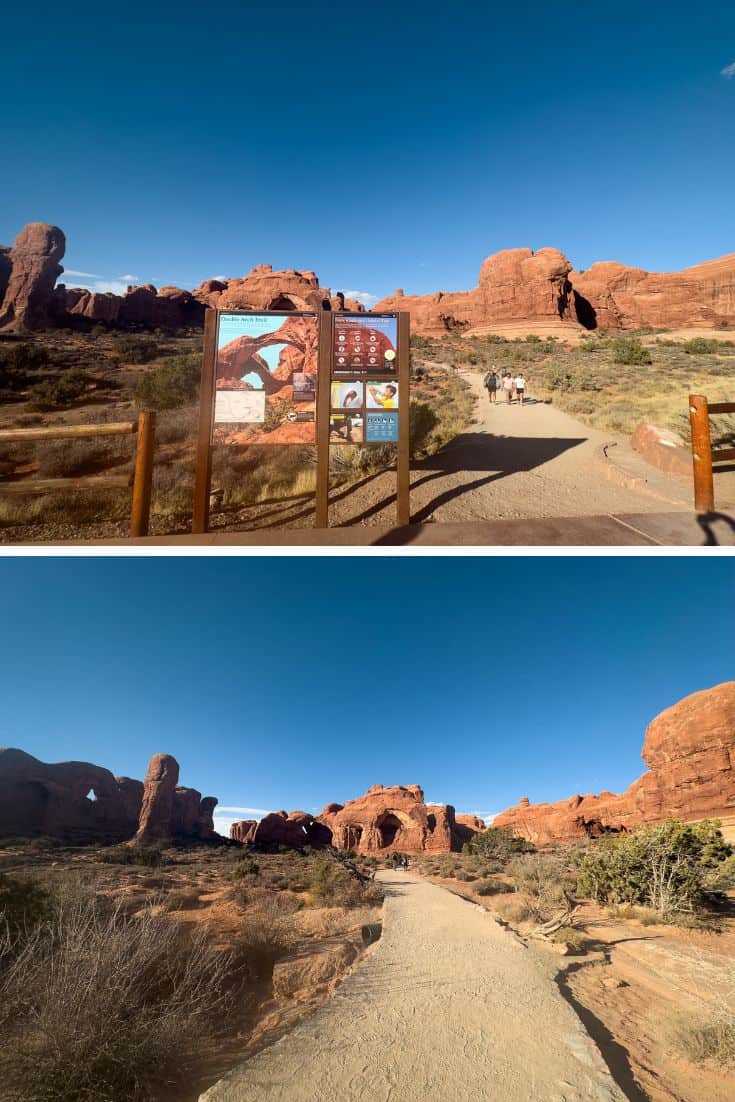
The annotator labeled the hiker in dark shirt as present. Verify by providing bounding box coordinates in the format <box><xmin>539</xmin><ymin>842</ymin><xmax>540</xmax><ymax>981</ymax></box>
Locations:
<box><xmin>483</xmin><ymin>369</ymin><xmax>499</xmax><ymax>404</ymax></box>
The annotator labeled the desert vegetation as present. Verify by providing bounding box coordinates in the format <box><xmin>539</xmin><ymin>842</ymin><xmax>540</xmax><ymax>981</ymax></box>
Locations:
<box><xmin>0</xmin><ymin>840</ymin><xmax>383</xmax><ymax>1101</ymax></box>
<box><xmin>423</xmin><ymin>328</ymin><xmax>735</xmax><ymax>444</ymax></box>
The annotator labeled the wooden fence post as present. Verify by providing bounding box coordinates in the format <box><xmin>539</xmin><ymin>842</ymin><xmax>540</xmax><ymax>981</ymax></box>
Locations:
<box><xmin>689</xmin><ymin>394</ymin><xmax>714</xmax><ymax>513</ymax></box>
<box><xmin>130</xmin><ymin>411</ymin><xmax>156</xmax><ymax>537</ymax></box>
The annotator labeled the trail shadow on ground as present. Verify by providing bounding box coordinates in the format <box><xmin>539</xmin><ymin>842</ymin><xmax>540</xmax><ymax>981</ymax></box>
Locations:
<box><xmin>357</xmin><ymin>434</ymin><xmax>586</xmax><ymax>537</ymax></box>
<box><xmin>555</xmin><ymin>961</ymin><xmax>651</xmax><ymax>1102</ymax></box>
<box><xmin>696</xmin><ymin>511</ymin><xmax>735</xmax><ymax>545</ymax></box>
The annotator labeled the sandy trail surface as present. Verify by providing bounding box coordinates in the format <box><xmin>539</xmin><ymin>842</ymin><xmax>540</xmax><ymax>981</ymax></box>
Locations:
<box><xmin>326</xmin><ymin>373</ymin><xmax>698</xmax><ymax>529</ymax></box>
<box><xmin>200</xmin><ymin>871</ymin><xmax>626</xmax><ymax>1102</ymax></box>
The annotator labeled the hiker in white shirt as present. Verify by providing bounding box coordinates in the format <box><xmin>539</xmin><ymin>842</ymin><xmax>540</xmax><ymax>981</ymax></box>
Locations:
<box><xmin>514</xmin><ymin>372</ymin><xmax>526</xmax><ymax>406</ymax></box>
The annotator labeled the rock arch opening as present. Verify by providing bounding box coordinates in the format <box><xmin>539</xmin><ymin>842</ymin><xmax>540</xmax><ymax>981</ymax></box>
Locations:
<box><xmin>377</xmin><ymin>812</ymin><xmax>402</xmax><ymax>848</ymax></box>
<box><xmin>267</xmin><ymin>294</ymin><xmax>298</xmax><ymax>311</ymax></box>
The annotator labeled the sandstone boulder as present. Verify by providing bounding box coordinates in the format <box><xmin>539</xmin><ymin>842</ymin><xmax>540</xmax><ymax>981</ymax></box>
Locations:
<box><xmin>0</xmin><ymin>223</ymin><xmax>66</xmax><ymax>330</ymax></box>
<box><xmin>630</xmin><ymin>423</ymin><xmax>691</xmax><ymax>478</ymax></box>
<box><xmin>494</xmin><ymin>682</ymin><xmax>735</xmax><ymax>843</ymax></box>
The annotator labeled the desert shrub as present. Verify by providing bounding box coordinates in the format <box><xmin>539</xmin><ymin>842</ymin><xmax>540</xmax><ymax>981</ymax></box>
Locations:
<box><xmin>161</xmin><ymin>889</ymin><xmax>201</xmax><ymax>912</ymax></box>
<box><xmin>34</xmin><ymin>437</ymin><xmax>131</xmax><ymax>478</ymax></box>
<box><xmin>455</xmin><ymin>871</ymin><xmax>477</xmax><ymax>882</ymax></box>
<box><xmin>133</xmin><ymin>354</ymin><xmax>200</xmax><ymax>410</ymax></box>
<box><xmin>0</xmin><ymin>893</ymin><xmax>234</xmax><ymax>1101</ymax></box>
<box><xmin>0</xmin><ymin>342</ymin><xmax>50</xmax><ymax>390</ymax></box>
<box><xmin>96</xmin><ymin>845</ymin><xmax>165</xmax><ymax>868</ymax></box>
<box><xmin>0</xmin><ymin>874</ymin><xmax>52</xmax><ymax>937</ymax></box>
<box><xmin>409</xmin><ymin>400</ymin><xmax>439</xmax><ymax>456</ymax></box>
<box><xmin>27</xmin><ymin>370</ymin><xmax>92</xmax><ymax>411</ymax></box>
<box><xmin>575</xmin><ymin>820</ymin><xmax>732</xmax><ymax>916</ymax></box>
<box><xmin>507</xmin><ymin>854</ymin><xmax>570</xmax><ymax>920</ymax></box>
<box><xmin>551</xmin><ymin>928</ymin><xmax>591</xmax><ymax>953</ymax></box>
<box><xmin>231</xmin><ymin>856</ymin><xmax>260</xmax><ymax>882</ymax></box>
<box><xmin>474</xmin><ymin>877</ymin><xmax>511</xmax><ymax>896</ymax></box>
<box><xmin>610</xmin><ymin>337</ymin><xmax>652</xmax><ymax>365</ymax></box>
<box><xmin>491</xmin><ymin>895</ymin><xmax>533</xmax><ymax>923</ymax></box>
<box><xmin>465</xmin><ymin>827</ymin><xmax>534</xmax><ymax>862</ymax></box>
<box><xmin>705</xmin><ymin>853</ymin><xmax>735</xmax><ymax>891</ymax></box>
<box><xmin>112</xmin><ymin>336</ymin><xmax>161</xmax><ymax>364</ymax></box>
<box><xmin>666</xmin><ymin>1014</ymin><xmax>735</xmax><ymax>1066</ymax></box>
<box><xmin>155</xmin><ymin>405</ymin><xmax>198</xmax><ymax>444</ymax></box>
<box><xmin>386</xmin><ymin>851</ymin><xmax>408</xmax><ymax>869</ymax></box>
<box><xmin>307</xmin><ymin>856</ymin><xmax>381</xmax><ymax>908</ymax></box>
<box><xmin>683</xmin><ymin>338</ymin><xmax>720</xmax><ymax>355</ymax></box>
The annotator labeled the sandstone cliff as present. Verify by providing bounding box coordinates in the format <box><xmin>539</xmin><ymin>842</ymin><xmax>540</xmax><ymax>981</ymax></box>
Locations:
<box><xmin>494</xmin><ymin>682</ymin><xmax>735</xmax><ymax>844</ymax></box>
<box><xmin>0</xmin><ymin>748</ymin><xmax>218</xmax><ymax>844</ymax></box>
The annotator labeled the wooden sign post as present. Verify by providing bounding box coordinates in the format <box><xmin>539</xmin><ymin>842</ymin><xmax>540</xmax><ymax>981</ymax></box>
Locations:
<box><xmin>193</xmin><ymin>307</ymin><xmax>410</xmax><ymax>535</ymax></box>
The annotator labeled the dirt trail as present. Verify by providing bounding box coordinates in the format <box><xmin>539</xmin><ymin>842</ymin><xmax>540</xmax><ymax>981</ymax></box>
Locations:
<box><xmin>327</xmin><ymin>373</ymin><xmax>695</xmax><ymax>528</ymax></box>
<box><xmin>200</xmin><ymin>871</ymin><xmax>627</xmax><ymax>1102</ymax></box>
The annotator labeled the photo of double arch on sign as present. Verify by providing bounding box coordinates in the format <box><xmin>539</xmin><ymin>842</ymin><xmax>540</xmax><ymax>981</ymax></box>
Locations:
<box><xmin>212</xmin><ymin>311</ymin><xmax>319</xmax><ymax>445</ymax></box>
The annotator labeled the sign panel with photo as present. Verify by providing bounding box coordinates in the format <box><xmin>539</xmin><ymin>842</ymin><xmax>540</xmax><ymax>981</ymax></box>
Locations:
<box><xmin>330</xmin><ymin>380</ymin><xmax>364</xmax><ymax>410</ymax></box>
<box><xmin>329</xmin><ymin>412</ymin><xmax>364</xmax><ymax>444</ymax></box>
<box><xmin>366</xmin><ymin>411</ymin><xmax>399</xmax><ymax>443</ymax></box>
<box><xmin>366</xmin><ymin>381</ymin><xmax>399</xmax><ymax>410</ymax></box>
<box><xmin>332</xmin><ymin>314</ymin><xmax>397</xmax><ymax>375</ymax></box>
<box><xmin>212</xmin><ymin>312</ymin><xmax>319</xmax><ymax>445</ymax></box>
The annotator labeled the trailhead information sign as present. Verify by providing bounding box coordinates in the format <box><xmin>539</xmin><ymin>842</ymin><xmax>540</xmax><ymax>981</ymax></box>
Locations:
<box><xmin>212</xmin><ymin>311</ymin><xmax>319</xmax><ymax>445</ymax></box>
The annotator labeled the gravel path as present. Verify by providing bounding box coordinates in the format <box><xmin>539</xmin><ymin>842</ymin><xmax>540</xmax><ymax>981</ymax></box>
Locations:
<box><xmin>326</xmin><ymin>373</ymin><xmax>693</xmax><ymax>528</ymax></box>
<box><xmin>200</xmin><ymin>871</ymin><xmax>627</xmax><ymax>1102</ymax></box>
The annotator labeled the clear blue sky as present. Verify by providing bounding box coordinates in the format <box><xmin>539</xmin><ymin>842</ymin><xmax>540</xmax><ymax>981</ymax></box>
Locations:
<box><xmin>1</xmin><ymin>557</ymin><xmax>732</xmax><ymax>834</ymax></box>
<box><xmin>2</xmin><ymin>2</ymin><xmax>734</xmax><ymax>304</ymax></box>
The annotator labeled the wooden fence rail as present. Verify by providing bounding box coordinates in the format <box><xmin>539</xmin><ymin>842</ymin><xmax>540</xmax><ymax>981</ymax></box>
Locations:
<box><xmin>0</xmin><ymin>412</ymin><xmax>156</xmax><ymax>537</ymax></box>
<box><xmin>689</xmin><ymin>394</ymin><xmax>735</xmax><ymax>512</ymax></box>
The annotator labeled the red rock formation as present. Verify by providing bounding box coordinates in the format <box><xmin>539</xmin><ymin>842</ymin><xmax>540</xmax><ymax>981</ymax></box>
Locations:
<box><xmin>229</xmin><ymin>787</ymin><xmax>483</xmax><ymax>853</ymax></box>
<box><xmin>375</xmin><ymin>249</ymin><xmax>735</xmax><ymax>335</ymax></box>
<box><xmin>495</xmin><ymin>682</ymin><xmax>735</xmax><ymax>844</ymax></box>
<box><xmin>570</xmin><ymin>255</ymin><xmax>735</xmax><ymax>330</ymax></box>
<box><xmin>0</xmin><ymin>223</ymin><xmax>66</xmax><ymax>330</ymax></box>
<box><xmin>0</xmin><ymin>747</ymin><xmax>142</xmax><ymax>842</ymax></box>
<box><xmin>135</xmin><ymin>753</ymin><xmax>179</xmax><ymax>844</ymax></box>
<box><xmin>373</xmin><ymin>248</ymin><xmax>575</xmax><ymax>336</ymax></box>
<box><xmin>318</xmin><ymin>784</ymin><xmax>478</xmax><ymax>854</ymax></box>
<box><xmin>0</xmin><ymin>747</ymin><xmax>219</xmax><ymax>845</ymax></box>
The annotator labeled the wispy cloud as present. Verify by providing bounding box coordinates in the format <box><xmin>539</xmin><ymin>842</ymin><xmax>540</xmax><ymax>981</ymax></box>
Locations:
<box><xmin>57</xmin><ymin>271</ymin><xmax>141</xmax><ymax>296</ymax></box>
<box><xmin>217</xmin><ymin>805</ymin><xmax>271</xmax><ymax>817</ymax></box>
<box><xmin>721</xmin><ymin>61</ymin><xmax>735</xmax><ymax>79</ymax></box>
<box><xmin>343</xmin><ymin>289</ymin><xmax>378</xmax><ymax>308</ymax></box>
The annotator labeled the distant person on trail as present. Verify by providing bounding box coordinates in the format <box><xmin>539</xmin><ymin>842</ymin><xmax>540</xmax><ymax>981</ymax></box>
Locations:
<box><xmin>483</xmin><ymin>369</ymin><xmax>498</xmax><ymax>404</ymax></box>
<box><xmin>515</xmin><ymin>372</ymin><xmax>526</xmax><ymax>406</ymax></box>
<box><xmin>502</xmin><ymin>372</ymin><xmax>514</xmax><ymax>404</ymax></box>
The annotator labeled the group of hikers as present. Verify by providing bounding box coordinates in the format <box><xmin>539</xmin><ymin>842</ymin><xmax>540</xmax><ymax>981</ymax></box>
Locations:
<box><xmin>483</xmin><ymin>369</ymin><xmax>527</xmax><ymax>406</ymax></box>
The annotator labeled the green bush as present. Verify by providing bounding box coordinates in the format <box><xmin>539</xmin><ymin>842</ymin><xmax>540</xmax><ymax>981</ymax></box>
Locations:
<box><xmin>27</xmin><ymin>369</ymin><xmax>91</xmax><ymax>411</ymax></box>
<box><xmin>465</xmin><ymin>827</ymin><xmax>534</xmax><ymax>862</ymax></box>
<box><xmin>409</xmin><ymin>400</ymin><xmax>439</xmax><ymax>456</ymax></box>
<box><xmin>0</xmin><ymin>874</ymin><xmax>52</xmax><ymax>937</ymax></box>
<box><xmin>683</xmin><ymin>338</ymin><xmax>720</xmax><ymax>355</ymax></box>
<box><xmin>134</xmin><ymin>354</ymin><xmax>200</xmax><ymax>410</ymax></box>
<box><xmin>0</xmin><ymin>342</ymin><xmax>49</xmax><ymax>389</ymax></box>
<box><xmin>231</xmin><ymin>857</ymin><xmax>260</xmax><ymax>882</ymax></box>
<box><xmin>96</xmin><ymin>845</ymin><xmax>164</xmax><ymax>868</ymax></box>
<box><xmin>575</xmin><ymin>820</ymin><xmax>732</xmax><ymax>915</ymax></box>
<box><xmin>610</xmin><ymin>337</ymin><xmax>652</xmax><ymax>365</ymax></box>
<box><xmin>112</xmin><ymin>336</ymin><xmax>161</xmax><ymax>364</ymax></box>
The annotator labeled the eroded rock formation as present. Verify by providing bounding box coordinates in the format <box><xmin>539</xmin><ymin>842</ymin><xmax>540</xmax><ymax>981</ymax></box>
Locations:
<box><xmin>0</xmin><ymin>223</ymin><xmax>66</xmax><ymax>330</ymax></box>
<box><xmin>230</xmin><ymin>785</ymin><xmax>484</xmax><ymax>853</ymax></box>
<box><xmin>374</xmin><ymin>249</ymin><xmax>735</xmax><ymax>334</ymax></box>
<box><xmin>0</xmin><ymin>747</ymin><xmax>218</xmax><ymax>844</ymax></box>
<box><xmin>494</xmin><ymin>682</ymin><xmax>735</xmax><ymax>844</ymax></box>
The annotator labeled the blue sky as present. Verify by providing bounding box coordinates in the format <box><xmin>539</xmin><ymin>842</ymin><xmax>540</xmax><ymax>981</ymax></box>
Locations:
<box><xmin>1</xmin><ymin>2</ymin><xmax>734</xmax><ymax>305</ymax></box>
<box><xmin>1</xmin><ymin>558</ymin><xmax>732</xmax><ymax>835</ymax></box>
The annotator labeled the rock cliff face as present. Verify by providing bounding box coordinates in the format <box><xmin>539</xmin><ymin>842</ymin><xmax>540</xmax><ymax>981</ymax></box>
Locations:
<box><xmin>494</xmin><ymin>682</ymin><xmax>735</xmax><ymax>844</ymax></box>
<box><xmin>0</xmin><ymin>748</ymin><xmax>218</xmax><ymax>844</ymax></box>
<box><xmin>230</xmin><ymin>785</ymin><xmax>484</xmax><ymax>853</ymax></box>
<box><xmin>0</xmin><ymin>223</ymin><xmax>66</xmax><ymax>330</ymax></box>
<box><xmin>373</xmin><ymin>249</ymin><xmax>735</xmax><ymax>334</ymax></box>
